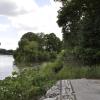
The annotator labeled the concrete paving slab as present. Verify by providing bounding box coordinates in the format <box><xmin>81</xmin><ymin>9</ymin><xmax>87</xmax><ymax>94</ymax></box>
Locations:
<box><xmin>71</xmin><ymin>79</ymin><xmax>100</xmax><ymax>100</ymax></box>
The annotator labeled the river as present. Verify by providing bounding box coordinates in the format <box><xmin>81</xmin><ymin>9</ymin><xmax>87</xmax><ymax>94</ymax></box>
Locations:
<box><xmin>0</xmin><ymin>55</ymin><xmax>18</xmax><ymax>80</ymax></box>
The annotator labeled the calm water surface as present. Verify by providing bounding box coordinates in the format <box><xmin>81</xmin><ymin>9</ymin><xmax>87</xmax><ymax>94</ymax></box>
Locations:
<box><xmin>0</xmin><ymin>55</ymin><xmax>18</xmax><ymax>80</ymax></box>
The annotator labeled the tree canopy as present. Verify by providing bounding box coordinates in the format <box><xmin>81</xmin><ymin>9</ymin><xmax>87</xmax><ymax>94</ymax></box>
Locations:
<box><xmin>55</xmin><ymin>0</ymin><xmax>100</xmax><ymax>66</ymax></box>
<box><xmin>14</xmin><ymin>32</ymin><xmax>62</xmax><ymax>65</ymax></box>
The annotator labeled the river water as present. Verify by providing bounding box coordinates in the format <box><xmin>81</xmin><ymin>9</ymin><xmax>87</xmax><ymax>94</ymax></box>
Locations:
<box><xmin>0</xmin><ymin>55</ymin><xmax>17</xmax><ymax>80</ymax></box>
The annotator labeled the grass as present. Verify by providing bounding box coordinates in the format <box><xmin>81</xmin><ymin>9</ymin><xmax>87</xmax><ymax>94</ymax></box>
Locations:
<box><xmin>39</xmin><ymin>59</ymin><xmax>100</xmax><ymax>80</ymax></box>
<box><xmin>1</xmin><ymin>57</ymin><xmax>100</xmax><ymax>100</ymax></box>
<box><xmin>56</xmin><ymin>64</ymin><xmax>100</xmax><ymax>79</ymax></box>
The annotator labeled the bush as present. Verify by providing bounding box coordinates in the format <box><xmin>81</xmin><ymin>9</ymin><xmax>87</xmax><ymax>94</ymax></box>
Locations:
<box><xmin>0</xmin><ymin>68</ymin><xmax>55</xmax><ymax>100</ymax></box>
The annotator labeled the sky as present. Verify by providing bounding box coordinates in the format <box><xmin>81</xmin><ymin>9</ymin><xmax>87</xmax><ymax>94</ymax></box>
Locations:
<box><xmin>0</xmin><ymin>0</ymin><xmax>62</xmax><ymax>50</ymax></box>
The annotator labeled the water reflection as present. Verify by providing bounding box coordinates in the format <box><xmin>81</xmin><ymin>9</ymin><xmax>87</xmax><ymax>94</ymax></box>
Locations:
<box><xmin>0</xmin><ymin>55</ymin><xmax>17</xmax><ymax>80</ymax></box>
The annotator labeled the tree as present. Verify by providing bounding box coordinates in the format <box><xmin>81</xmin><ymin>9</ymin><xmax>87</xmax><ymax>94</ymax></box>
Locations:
<box><xmin>55</xmin><ymin>0</ymin><xmax>100</xmax><ymax>66</ymax></box>
<box><xmin>0</xmin><ymin>49</ymin><xmax>13</xmax><ymax>55</ymax></box>
<box><xmin>14</xmin><ymin>32</ymin><xmax>62</xmax><ymax>65</ymax></box>
<box><xmin>21</xmin><ymin>32</ymin><xmax>40</xmax><ymax>42</ymax></box>
<box><xmin>43</xmin><ymin>33</ymin><xmax>62</xmax><ymax>53</ymax></box>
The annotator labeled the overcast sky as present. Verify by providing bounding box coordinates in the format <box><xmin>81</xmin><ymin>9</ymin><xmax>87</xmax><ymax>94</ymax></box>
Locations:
<box><xmin>0</xmin><ymin>0</ymin><xmax>62</xmax><ymax>50</ymax></box>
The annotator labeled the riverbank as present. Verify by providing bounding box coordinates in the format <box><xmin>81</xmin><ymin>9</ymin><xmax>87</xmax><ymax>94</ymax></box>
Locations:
<box><xmin>0</xmin><ymin>60</ymin><xmax>100</xmax><ymax>100</ymax></box>
<box><xmin>0</xmin><ymin>54</ymin><xmax>100</xmax><ymax>100</ymax></box>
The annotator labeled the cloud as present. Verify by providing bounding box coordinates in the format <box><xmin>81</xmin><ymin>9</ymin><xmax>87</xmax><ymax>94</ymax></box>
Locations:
<box><xmin>0</xmin><ymin>0</ymin><xmax>62</xmax><ymax>49</ymax></box>
<box><xmin>8</xmin><ymin>0</ymin><xmax>62</xmax><ymax>38</ymax></box>
<box><xmin>0</xmin><ymin>0</ymin><xmax>17</xmax><ymax>16</ymax></box>
<box><xmin>0</xmin><ymin>0</ymin><xmax>38</xmax><ymax>16</ymax></box>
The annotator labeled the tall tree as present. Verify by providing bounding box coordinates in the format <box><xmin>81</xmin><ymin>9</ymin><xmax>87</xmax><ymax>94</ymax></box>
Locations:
<box><xmin>55</xmin><ymin>0</ymin><xmax>100</xmax><ymax>66</ymax></box>
<box><xmin>14</xmin><ymin>32</ymin><xmax>62</xmax><ymax>65</ymax></box>
<box><xmin>43</xmin><ymin>33</ymin><xmax>62</xmax><ymax>53</ymax></box>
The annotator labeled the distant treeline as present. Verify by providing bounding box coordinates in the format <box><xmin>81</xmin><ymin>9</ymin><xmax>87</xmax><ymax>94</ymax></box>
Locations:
<box><xmin>0</xmin><ymin>49</ymin><xmax>13</xmax><ymax>55</ymax></box>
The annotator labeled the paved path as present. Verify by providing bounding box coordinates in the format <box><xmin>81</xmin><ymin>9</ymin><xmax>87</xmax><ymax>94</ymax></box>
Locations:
<box><xmin>71</xmin><ymin>79</ymin><xmax>100</xmax><ymax>100</ymax></box>
<box><xmin>43</xmin><ymin>80</ymin><xmax>76</xmax><ymax>100</ymax></box>
<box><xmin>42</xmin><ymin>79</ymin><xmax>100</xmax><ymax>100</ymax></box>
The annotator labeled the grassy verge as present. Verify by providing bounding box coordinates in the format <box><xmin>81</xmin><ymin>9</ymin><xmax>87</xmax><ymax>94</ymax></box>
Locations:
<box><xmin>56</xmin><ymin>65</ymin><xmax>100</xmax><ymax>79</ymax></box>
<box><xmin>39</xmin><ymin>59</ymin><xmax>100</xmax><ymax>80</ymax></box>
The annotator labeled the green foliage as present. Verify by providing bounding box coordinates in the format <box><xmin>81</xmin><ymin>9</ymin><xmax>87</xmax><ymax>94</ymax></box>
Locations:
<box><xmin>73</xmin><ymin>47</ymin><xmax>100</xmax><ymax>66</ymax></box>
<box><xmin>55</xmin><ymin>0</ymin><xmax>100</xmax><ymax>66</ymax></box>
<box><xmin>14</xmin><ymin>32</ymin><xmax>62</xmax><ymax>66</ymax></box>
<box><xmin>37</xmin><ymin>50</ymin><xmax>100</xmax><ymax>80</ymax></box>
<box><xmin>1</xmin><ymin>51</ymin><xmax>100</xmax><ymax>100</ymax></box>
<box><xmin>56</xmin><ymin>64</ymin><xmax>100</xmax><ymax>79</ymax></box>
<box><xmin>0</xmin><ymin>49</ymin><xmax>13</xmax><ymax>55</ymax></box>
<box><xmin>43</xmin><ymin>33</ymin><xmax>62</xmax><ymax>53</ymax></box>
<box><xmin>40</xmin><ymin>50</ymin><xmax>65</xmax><ymax>79</ymax></box>
<box><xmin>0</xmin><ymin>68</ymin><xmax>55</xmax><ymax>100</ymax></box>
